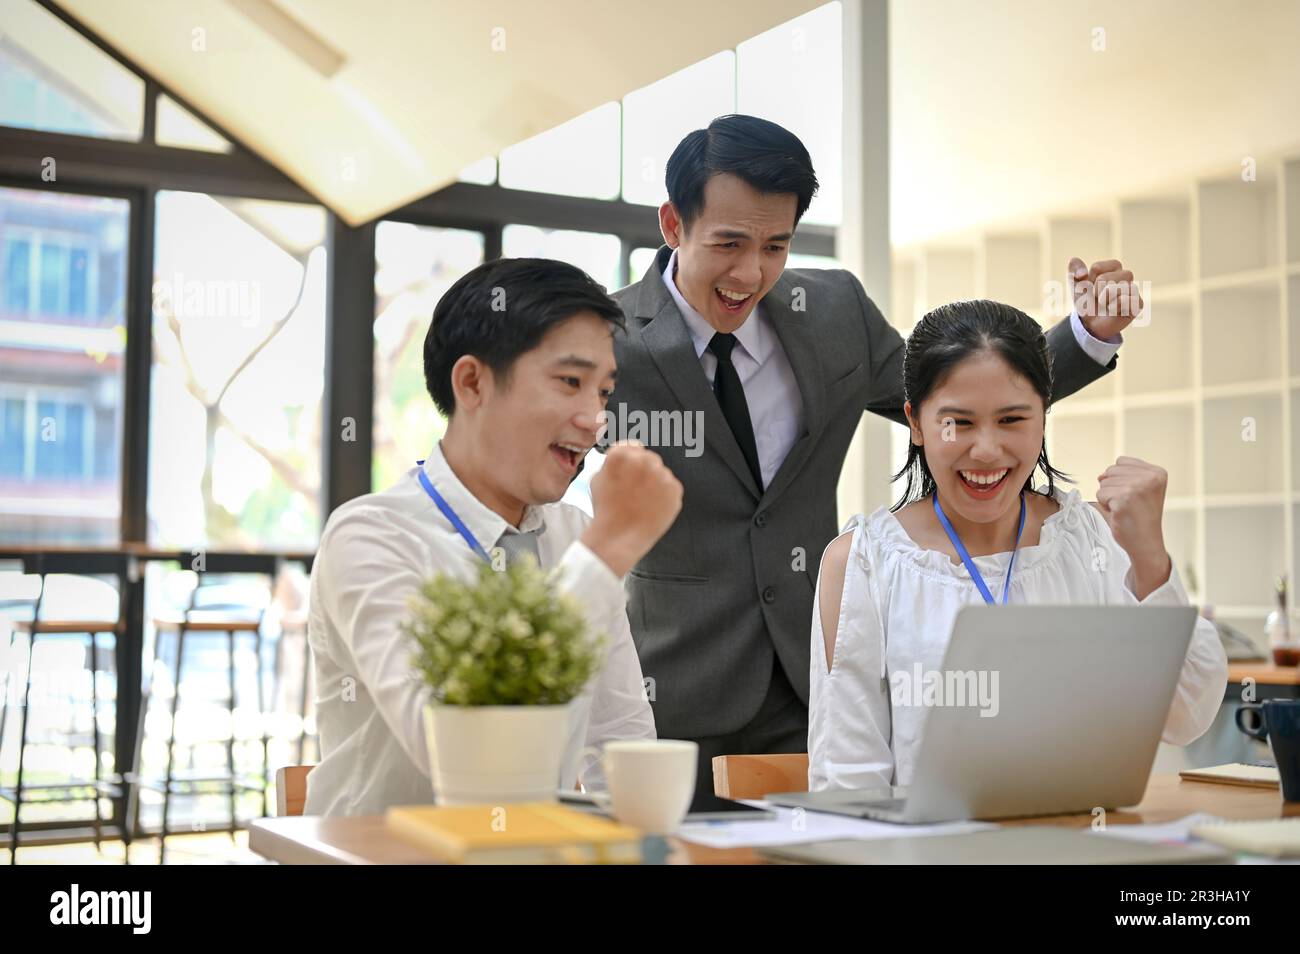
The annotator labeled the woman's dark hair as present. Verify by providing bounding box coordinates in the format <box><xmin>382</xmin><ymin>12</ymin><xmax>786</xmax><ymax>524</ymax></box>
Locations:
<box><xmin>423</xmin><ymin>257</ymin><xmax>625</xmax><ymax>416</ymax></box>
<box><xmin>665</xmin><ymin>114</ymin><xmax>819</xmax><ymax>229</ymax></box>
<box><xmin>890</xmin><ymin>299</ymin><xmax>1072</xmax><ymax>511</ymax></box>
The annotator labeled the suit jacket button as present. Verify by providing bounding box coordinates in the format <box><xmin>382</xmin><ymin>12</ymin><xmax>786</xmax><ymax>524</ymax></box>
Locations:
<box><xmin>754</xmin><ymin>511</ymin><xmax>768</xmax><ymax>528</ymax></box>
<box><xmin>762</xmin><ymin>586</ymin><xmax>776</xmax><ymax>604</ymax></box>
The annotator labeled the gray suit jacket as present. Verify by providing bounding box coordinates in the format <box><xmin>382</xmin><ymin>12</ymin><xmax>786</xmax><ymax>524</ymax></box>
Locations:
<box><xmin>606</xmin><ymin>245</ymin><xmax>1113</xmax><ymax>740</ymax></box>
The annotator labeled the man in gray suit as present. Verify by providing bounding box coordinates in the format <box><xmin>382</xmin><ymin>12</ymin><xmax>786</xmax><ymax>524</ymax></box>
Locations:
<box><xmin>603</xmin><ymin>115</ymin><xmax>1143</xmax><ymax>799</ymax></box>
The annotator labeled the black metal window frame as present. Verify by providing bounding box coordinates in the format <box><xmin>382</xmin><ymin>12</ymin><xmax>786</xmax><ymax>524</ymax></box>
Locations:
<box><xmin>0</xmin><ymin>0</ymin><xmax>841</xmax><ymax>854</ymax></box>
<box><xmin>1</xmin><ymin>0</ymin><xmax>837</xmax><ymax>528</ymax></box>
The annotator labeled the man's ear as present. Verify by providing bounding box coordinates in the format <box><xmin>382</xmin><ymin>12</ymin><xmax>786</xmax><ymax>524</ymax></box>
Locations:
<box><xmin>449</xmin><ymin>354</ymin><xmax>490</xmax><ymax>413</ymax></box>
<box><xmin>659</xmin><ymin>201</ymin><xmax>683</xmax><ymax>249</ymax></box>
<box><xmin>904</xmin><ymin>400</ymin><xmax>924</xmax><ymax>446</ymax></box>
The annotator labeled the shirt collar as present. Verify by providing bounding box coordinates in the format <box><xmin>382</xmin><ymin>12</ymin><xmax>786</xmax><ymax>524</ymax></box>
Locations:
<box><xmin>420</xmin><ymin>442</ymin><xmax>547</xmax><ymax>553</ymax></box>
<box><xmin>660</xmin><ymin>247</ymin><xmax>772</xmax><ymax>367</ymax></box>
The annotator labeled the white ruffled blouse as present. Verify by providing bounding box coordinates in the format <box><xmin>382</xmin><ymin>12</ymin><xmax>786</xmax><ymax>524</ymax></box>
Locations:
<box><xmin>807</xmin><ymin>488</ymin><xmax>1228</xmax><ymax>792</ymax></box>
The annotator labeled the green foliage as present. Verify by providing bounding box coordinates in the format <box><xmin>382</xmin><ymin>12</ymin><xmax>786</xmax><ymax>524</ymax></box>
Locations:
<box><xmin>404</xmin><ymin>558</ymin><xmax>604</xmax><ymax>706</ymax></box>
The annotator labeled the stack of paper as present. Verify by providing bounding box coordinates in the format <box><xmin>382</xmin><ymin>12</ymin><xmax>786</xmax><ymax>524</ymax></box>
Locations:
<box><xmin>675</xmin><ymin>800</ymin><xmax>994</xmax><ymax>850</ymax></box>
<box><xmin>1191</xmin><ymin>818</ymin><xmax>1300</xmax><ymax>859</ymax></box>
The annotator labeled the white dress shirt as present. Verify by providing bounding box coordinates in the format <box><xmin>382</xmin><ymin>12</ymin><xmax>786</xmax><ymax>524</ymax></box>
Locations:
<box><xmin>807</xmin><ymin>489</ymin><xmax>1228</xmax><ymax>792</ymax></box>
<box><xmin>660</xmin><ymin>249</ymin><xmax>1121</xmax><ymax>488</ymax></box>
<box><xmin>662</xmin><ymin>249</ymin><xmax>803</xmax><ymax>489</ymax></box>
<box><xmin>303</xmin><ymin>443</ymin><xmax>656</xmax><ymax>816</ymax></box>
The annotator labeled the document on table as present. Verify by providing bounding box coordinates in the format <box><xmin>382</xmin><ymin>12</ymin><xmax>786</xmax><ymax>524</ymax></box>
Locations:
<box><xmin>675</xmin><ymin>800</ymin><xmax>995</xmax><ymax>849</ymax></box>
<box><xmin>1088</xmin><ymin>812</ymin><xmax>1224</xmax><ymax>844</ymax></box>
<box><xmin>1089</xmin><ymin>812</ymin><xmax>1300</xmax><ymax>864</ymax></box>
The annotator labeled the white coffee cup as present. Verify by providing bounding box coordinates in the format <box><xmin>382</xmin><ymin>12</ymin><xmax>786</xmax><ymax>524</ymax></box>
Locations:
<box><xmin>582</xmin><ymin>740</ymin><xmax>698</xmax><ymax>834</ymax></box>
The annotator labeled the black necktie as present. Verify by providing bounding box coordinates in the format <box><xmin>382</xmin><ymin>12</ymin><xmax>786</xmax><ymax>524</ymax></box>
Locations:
<box><xmin>708</xmin><ymin>333</ymin><xmax>763</xmax><ymax>491</ymax></box>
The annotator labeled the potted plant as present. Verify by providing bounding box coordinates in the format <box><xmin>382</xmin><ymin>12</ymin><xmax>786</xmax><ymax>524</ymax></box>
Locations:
<box><xmin>404</xmin><ymin>558</ymin><xmax>605</xmax><ymax>805</ymax></box>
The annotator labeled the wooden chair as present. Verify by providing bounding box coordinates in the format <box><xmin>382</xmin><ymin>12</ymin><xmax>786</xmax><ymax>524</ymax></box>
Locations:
<box><xmin>275</xmin><ymin>765</ymin><xmax>313</xmax><ymax>817</ymax></box>
<box><xmin>712</xmin><ymin>753</ymin><xmax>809</xmax><ymax>800</ymax></box>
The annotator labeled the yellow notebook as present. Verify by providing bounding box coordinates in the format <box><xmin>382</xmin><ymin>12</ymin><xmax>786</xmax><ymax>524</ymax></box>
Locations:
<box><xmin>386</xmin><ymin>802</ymin><xmax>644</xmax><ymax>864</ymax></box>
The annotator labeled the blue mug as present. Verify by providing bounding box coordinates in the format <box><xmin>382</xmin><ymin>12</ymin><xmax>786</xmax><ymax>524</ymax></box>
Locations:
<box><xmin>1236</xmin><ymin>700</ymin><xmax>1300</xmax><ymax>802</ymax></box>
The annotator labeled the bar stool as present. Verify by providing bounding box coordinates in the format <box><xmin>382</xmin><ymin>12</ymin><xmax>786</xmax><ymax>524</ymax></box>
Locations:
<box><xmin>0</xmin><ymin>553</ymin><xmax>131</xmax><ymax>864</ymax></box>
<box><xmin>139</xmin><ymin>561</ymin><xmax>274</xmax><ymax>864</ymax></box>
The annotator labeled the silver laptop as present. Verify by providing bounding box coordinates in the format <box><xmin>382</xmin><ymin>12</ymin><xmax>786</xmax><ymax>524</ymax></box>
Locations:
<box><xmin>772</xmin><ymin>605</ymin><xmax>1198</xmax><ymax>823</ymax></box>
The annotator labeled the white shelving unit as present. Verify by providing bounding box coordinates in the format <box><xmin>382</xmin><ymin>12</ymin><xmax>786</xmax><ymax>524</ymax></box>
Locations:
<box><xmin>892</xmin><ymin>151</ymin><xmax>1300</xmax><ymax>649</ymax></box>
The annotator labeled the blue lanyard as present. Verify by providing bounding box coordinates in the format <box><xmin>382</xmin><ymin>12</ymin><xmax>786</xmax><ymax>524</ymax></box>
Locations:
<box><xmin>933</xmin><ymin>491</ymin><xmax>1027</xmax><ymax>605</ymax></box>
<box><xmin>415</xmin><ymin>463</ymin><xmax>492</xmax><ymax>564</ymax></box>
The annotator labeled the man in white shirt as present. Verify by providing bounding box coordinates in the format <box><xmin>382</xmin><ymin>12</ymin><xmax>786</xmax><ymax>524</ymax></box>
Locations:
<box><xmin>304</xmin><ymin>258</ymin><xmax>682</xmax><ymax>816</ymax></box>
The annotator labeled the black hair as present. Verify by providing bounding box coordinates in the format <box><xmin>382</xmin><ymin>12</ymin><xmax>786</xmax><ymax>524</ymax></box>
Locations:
<box><xmin>890</xmin><ymin>299</ymin><xmax>1072</xmax><ymax>511</ymax></box>
<box><xmin>422</xmin><ymin>257</ymin><xmax>626</xmax><ymax>416</ymax></box>
<box><xmin>665</xmin><ymin>114</ymin><xmax>819</xmax><ymax>230</ymax></box>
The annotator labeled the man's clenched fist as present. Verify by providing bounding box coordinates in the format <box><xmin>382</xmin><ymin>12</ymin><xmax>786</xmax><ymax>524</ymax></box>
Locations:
<box><xmin>582</xmin><ymin>441</ymin><xmax>683</xmax><ymax>578</ymax></box>
<box><xmin>1069</xmin><ymin>257</ymin><xmax>1145</xmax><ymax>340</ymax></box>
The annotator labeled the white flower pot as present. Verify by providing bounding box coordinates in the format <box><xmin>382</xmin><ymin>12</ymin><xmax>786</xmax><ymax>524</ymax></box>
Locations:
<box><xmin>423</xmin><ymin>702</ymin><xmax>572</xmax><ymax>806</ymax></box>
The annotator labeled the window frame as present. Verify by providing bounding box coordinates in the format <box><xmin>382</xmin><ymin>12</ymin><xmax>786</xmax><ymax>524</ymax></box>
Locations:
<box><xmin>0</xmin><ymin>0</ymin><xmax>847</xmax><ymax>854</ymax></box>
<box><xmin>0</xmin><ymin>0</ymin><xmax>839</xmax><ymax>536</ymax></box>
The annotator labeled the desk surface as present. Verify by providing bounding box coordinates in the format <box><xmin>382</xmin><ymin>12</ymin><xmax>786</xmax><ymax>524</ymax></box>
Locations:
<box><xmin>1227</xmin><ymin>662</ymin><xmax>1300</xmax><ymax>685</ymax></box>
<box><xmin>248</xmin><ymin>774</ymin><xmax>1300</xmax><ymax>865</ymax></box>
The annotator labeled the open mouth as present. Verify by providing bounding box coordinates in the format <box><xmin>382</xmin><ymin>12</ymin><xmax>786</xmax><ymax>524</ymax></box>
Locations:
<box><xmin>549</xmin><ymin>442</ymin><xmax>586</xmax><ymax>475</ymax></box>
<box><xmin>957</xmin><ymin>468</ymin><xmax>1011</xmax><ymax>499</ymax></box>
<box><xmin>715</xmin><ymin>287</ymin><xmax>754</xmax><ymax>314</ymax></box>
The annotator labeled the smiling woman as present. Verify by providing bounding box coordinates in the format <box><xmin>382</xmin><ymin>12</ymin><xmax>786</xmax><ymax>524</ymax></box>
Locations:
<box><xmin>892</xmin><ymin>300</ymin><xmax>1070</xmax><ymax>542</ymax></box>
<box><xmin>807</xmin><ymin>297</ymin><xmax>1229</xmax><ymax>794</ymax></box>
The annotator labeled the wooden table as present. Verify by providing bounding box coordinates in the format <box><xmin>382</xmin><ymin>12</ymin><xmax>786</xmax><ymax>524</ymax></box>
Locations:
<box><xmin>1227</xmin><ymin>662</ymin><xmax>1300</xmax><ymax>689</ymax></box>
<box><xmin>248</xmin><ymin>774</ymin><xmax>1300</xmax><ymax>865</ymax></box>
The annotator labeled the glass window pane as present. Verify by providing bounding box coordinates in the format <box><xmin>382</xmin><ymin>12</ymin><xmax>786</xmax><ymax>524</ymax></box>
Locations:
<box><xmin>372</xmin><ymin>222</ymin><xmax>484</xmax><ymax>491</ymax></box>
<box><xmin>68</xmin><ymin>245</ymin><xmax>89</xmax><ymax>316</ymax></box>
<box><xmin>34</xmin><ymin>399</ymin><xmax>58</xmax><ymax>477</ymax></box>
<box><xmin>787</xmin><ymin>252</ymin><xmax>842</xmax><ymax>270</ymax></box>
<box><xmin>457</xmin><ymin>157</ymin><xmax>497</xmax><ymax>186</ymax></box>
<box><xmin>38</xmin><ymin>241</ymin><xmax>67</xmax><ymax>314</ymax></box>
<box><xmin>93</xmin><ymin>405</ymin><xmax>113</xmax><ymax>479</ymax></box>
<box><xmin>502</xmin><ymin>225</ymin><xmax>620</xmax><ymax>292</ymax></box>
<box><xmin>155</xmin><ymin>93</ymin><xmax>232</xmax><ymax>153</ymax></box>
<box><xmin>1</xmin><ymin>398</ymin><xmax>24</xmax><ymax>476</ymax></box>
<box><xmin>737</xmin><ymin>2</ymin><xmax>842</xmax><ymax>226</ymax></box>
<box><xmin>0</xmin><ymin>185</ymin><xmax>128</xmax><ymax>544</ymax></box>
<box><xmin>149</xmin><ymin>192</ymin><xmax>327</xmax><ymax>549</ymax></box>
<box><xmin>499</xmin><ymin>102</ymin><xmax>621</xmax><ymax>200</ymax></box>
<box><xmin>629</xmin><ymin>246</ymin><xmax>660</xmax><ymax>284</ymax></box>
<box><xmin>622</xmin><ymin>52</ymin><xmax>736</xmax><ymax>207</ymax></box>
<box><xmin>64</xmin><ymin>402</ymin><xmax>84</xmax><ymax>473</ymax></box>
<box><xmin>3</xmin><ymin>236</ymin><xmax>31</xmax><ymax>313</ymax></box>
<box><xmin>0</xmin><ymin>0</ymin><xmax>145</xmax><ymax>140</ymax></box>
